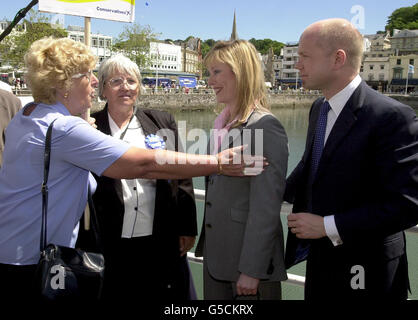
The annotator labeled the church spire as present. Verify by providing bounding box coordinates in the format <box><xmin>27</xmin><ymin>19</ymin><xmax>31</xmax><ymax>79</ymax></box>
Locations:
<box><xmin>230</xmin><ymin>10</ymin><xmax>238</xmax><ymax>41</ymax></box>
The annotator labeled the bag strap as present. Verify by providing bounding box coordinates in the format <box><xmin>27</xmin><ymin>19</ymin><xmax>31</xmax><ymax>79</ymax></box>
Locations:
<box><xmin>40</xmin><ymin>119</ymin><xmax>55</xmax><ymax>252</ymax></box>
<box><xmin>40</xmin><ymin>119</ymin><xmax>103</xmax><ymax>252</ymax></box>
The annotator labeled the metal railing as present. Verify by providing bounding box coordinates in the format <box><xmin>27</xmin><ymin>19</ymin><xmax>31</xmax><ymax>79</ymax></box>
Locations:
<box><xmin>190</xmin><ymin>188</ymin><xmax>418</xmax><ymax>288</ymax></box>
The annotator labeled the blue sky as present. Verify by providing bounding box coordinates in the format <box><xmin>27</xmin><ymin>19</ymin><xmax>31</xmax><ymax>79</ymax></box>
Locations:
<box><xmin>1</xmin><ymin>0</ymin><xmax>416</xmax><ymax>43</ymax></box>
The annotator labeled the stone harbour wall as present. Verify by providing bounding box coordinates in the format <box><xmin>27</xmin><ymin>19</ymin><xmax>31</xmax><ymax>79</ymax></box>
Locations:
<box><xmin>91</xmin><ymin>92</ymin><xmax>321</xmax><ymax>113</ymax></box>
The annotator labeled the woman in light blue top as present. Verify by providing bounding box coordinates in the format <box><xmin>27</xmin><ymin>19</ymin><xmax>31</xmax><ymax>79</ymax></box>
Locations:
<box><xmin>0</xmin><ymin>37</ymin><xmax>264</xmax><ymax>302</ymax></box>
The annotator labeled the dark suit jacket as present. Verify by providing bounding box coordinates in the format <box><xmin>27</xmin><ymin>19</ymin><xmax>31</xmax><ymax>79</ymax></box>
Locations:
<box><xmin>83</xmin><ymin>105</ymin><xmax>197</xmax><ymax>297</ymax></box>
<box><xmin>0</xmin><ymin>89</ymin><xmax>21</xmax><ymax>166</ymax></box>
<box><xmin>284</xmin><ymin>81</ymin><xmax>418</xmax><ymax>300</ymax></box>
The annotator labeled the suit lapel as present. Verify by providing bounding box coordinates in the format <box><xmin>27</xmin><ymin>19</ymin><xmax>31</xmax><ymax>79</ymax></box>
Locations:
<box><xmin>135</xmin><ymin>108</ymin><xmax>160</xmax><ymax>136</ymax></box>
<box><xmin>315</xmin><ymin>81</ymin><xmax>366</xmax><ymax>180</ymax></box>
<box><xmin>227</xmin><ymin>110</ymin><xmax>256</xmax><ymax>149</ymax></box>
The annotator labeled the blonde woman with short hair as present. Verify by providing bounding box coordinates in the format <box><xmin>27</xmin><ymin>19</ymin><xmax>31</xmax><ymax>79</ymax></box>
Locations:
<box><xmin>195</xmin><ymin>40</ymin><xmax>289</xmax><ymax>300</ymax></box>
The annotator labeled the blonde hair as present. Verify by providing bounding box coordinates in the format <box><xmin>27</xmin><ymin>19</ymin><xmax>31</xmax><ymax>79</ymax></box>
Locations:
<box><xmin>204</xmin><ymin>40</ymin><xmax>270</xmax><ymax>126</ymax></box>
<box><xmin>24</xmin><ymin>37</ymin><xmax>97</xmax><ymax>104</ymax></box>
<box><xmin>98</xmin><ymin>53</ymin><xmax>142</xmax><ymax>100</ymax></box>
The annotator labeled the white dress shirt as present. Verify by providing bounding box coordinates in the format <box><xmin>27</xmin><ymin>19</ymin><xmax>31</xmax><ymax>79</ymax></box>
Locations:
<box><xmin>108</xmin><ymin>113</ymin><xmax>157</xmax><ymax>238</ymax></box>
<box><xmin>322</xmin><ymin>75</ymin><xmax>362</xmax><ymax>246</ymax></box>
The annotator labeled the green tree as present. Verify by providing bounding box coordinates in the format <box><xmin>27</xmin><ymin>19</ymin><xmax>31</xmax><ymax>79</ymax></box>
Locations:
<box><xmin>249</xmin><ymin>38</ymin><xmax>284</xmax><ymax>56</ymax></box>
<box><xmin>386</xmin><ymin>4</ymin><xmax>418</xmax><ymax>34</ymax></box>
<box><xmin>200</xmin><ymin>39</ymin><xmax>216</xmax><ymax>58</ymax></box>
<box><xmin>112</xmin><ymin>23</ymin><xmax>159</xmax><ymax>69</ymax></box>
<box><xmin>0</xmin><ymin>9</ymin><xmax>67</xmax><ymax>69</ymax></box>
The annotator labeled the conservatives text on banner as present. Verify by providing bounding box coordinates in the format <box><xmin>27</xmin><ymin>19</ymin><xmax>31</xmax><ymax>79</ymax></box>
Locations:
<box><xmin>39</xmin><ymin>0</ymin><xmax>135</xmax><ymax>23</ymax></box>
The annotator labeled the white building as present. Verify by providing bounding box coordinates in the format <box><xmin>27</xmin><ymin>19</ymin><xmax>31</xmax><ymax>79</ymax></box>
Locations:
<box><xmin>149</xmin><ymin>41</ymin><xmax>182</xmax><ymax>73</ymax></box>
<box><xmin>360</xmin><ymin>33</ymin><xmax>393</xmax><ymax>92</ymax></box>
<box><xmin>279</xmin><ymin>43</ymin><xmax>300</xmax><ymax>88</ymax></box>
<box><xmin>66</xmin><ymin>25</ymin><xmax>112</xmax><ymax>66</ymax></box>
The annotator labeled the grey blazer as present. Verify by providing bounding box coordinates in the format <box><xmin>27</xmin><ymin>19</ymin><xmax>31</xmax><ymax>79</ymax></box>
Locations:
<box><xmin>195</xmin><ymin>110</ymin><xmax>288</xmax><ymax>282</ymax></box>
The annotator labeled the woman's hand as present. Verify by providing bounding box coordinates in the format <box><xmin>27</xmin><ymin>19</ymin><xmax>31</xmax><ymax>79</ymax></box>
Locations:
<box><xmin>236</xmin><ymin>273</ymin><xmax>260</xmax><ymax>296</ymax></box>
<box><xmin>217</xmin><ymin>145</ymin><xmax>267</xmax><ymax>176</ymax></box>
<box><xmin>87</xmin><ymin>116</ymin><xmax>97</xmax><ymax>129</ymax></box>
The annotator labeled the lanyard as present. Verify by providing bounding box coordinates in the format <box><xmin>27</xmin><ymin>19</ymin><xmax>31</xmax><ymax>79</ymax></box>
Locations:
<box><xmin>118</xmin><ymin>106</ymin><xmax>138</xmax><ymax>141</ymax></box>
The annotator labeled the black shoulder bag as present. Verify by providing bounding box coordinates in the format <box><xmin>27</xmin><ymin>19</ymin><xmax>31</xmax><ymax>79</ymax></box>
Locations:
<box><xmin>35</xmin><ymin>120</ymin><xmax>105</xmax><ymax>301</ymax></box>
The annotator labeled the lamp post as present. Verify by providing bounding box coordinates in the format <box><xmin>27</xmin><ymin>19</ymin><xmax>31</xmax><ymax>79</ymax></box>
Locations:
<box><xmin>295</xmin><ymin>70</ymin><xmax>298</xmax><ymax>91</ymax></box>
<box><xmin>155</xmin><ymin>45</ymin><xmax>159</xmax><ymax>94</ymax></box>
<box><xmin>405</xmin><ymin>64</ymin><xmax>414</xmax><ymax>96</ymax></box>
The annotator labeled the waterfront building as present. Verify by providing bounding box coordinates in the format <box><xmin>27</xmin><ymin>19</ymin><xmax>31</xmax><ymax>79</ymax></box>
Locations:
<box><xmin>388</xmin><ymin>54</ymin><xmax>418</xmax><ymax>93</ymax></box>
<box><xmin>390</xmin><ymin>29</ymin><xmax>418</xmax><ymax>55</ymax></box>
<box><xmin>149</xmin><ymin>41</ymin><xmax>182</xmax><ymax>73</ymax></box>
<box><xmin>277</xmin><ymin>43</ymin><xmax>300</xmax><ymax>89</ymax></box>
<box><xmin>66</xmin><ymin>25</ymin><xmax>112</xmax><ymax>66</ymax></box>
<box><xmin>181</xmin><ymin>37</ymin><xmax>202</xmax><ymax>78</ymax></box>
<box><xmin>143</xmin><ymin>41</ymin><xmax>198</xmax><ymax>88</ymax></box>
<box><xmin>262</xmin><ymin>49</ymin><xmax>283</xmax><ymax>88</ymax></box>
<box><xmin>262</xmin><ymin>47</ymin><xmax>275</xmax><ymax>86</ymax></box>
<box><xmin>387</xmin><ymin>29</ymin><xmax>418</xmax><ymax>93</ymax></box>
<box><xmin>360</xmin><ymin>32</ymin><xmax>393</xmax><ymax>92</ymax></box>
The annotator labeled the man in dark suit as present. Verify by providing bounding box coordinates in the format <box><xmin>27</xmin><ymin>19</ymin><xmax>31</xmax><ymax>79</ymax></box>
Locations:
<box><xmin>87</xmin><ymin>105</ymin><xmax>197</xmax><ymax>302</ymax></box>
<box><xmin>284</xmin><ymin>18</ymin><xmax>418</xmax><ymax>300</ymax></box>
<box><xmin>0</xmin><ymin>89</ymin><xmax>21</xmax><ymax>166</ymax></box>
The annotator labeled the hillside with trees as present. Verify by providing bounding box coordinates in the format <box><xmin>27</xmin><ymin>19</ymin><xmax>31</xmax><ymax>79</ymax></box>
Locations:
<box><xmin>386</xmin><ymin>3</ymin><xmax>418</xmax><ymax>34</ymax></box>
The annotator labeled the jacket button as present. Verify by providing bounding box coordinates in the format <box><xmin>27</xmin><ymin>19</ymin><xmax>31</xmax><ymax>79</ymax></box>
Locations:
<box><xmin>206</xmin><ymin>202</ymin><xmax>212</xmax><ymax>208</ymax></box>
<box><xmin>206</xmin><ymin>223</ymin><xmax>212</xmax><ymax>228</ymax></box>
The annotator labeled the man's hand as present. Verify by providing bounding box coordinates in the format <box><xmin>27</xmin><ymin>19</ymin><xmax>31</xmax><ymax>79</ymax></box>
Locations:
<box><xmin>287</xmin><ymin>212</ymin><xmax>326</xmax><ymax>239</ymax></box>
<box><xmin>236</xmin><ymin>273</ymin><xmax>260</xmax><ymax>296</ymax></box>
<box><xmin>179</xmin><ymin>236</ymin><xmax>195</xmax><ymax>257</ymax></box>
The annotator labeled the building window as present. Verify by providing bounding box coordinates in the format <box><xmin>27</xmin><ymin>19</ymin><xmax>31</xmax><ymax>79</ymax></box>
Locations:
<box><xmin>370</xmin><ymin>65</ymin><xmax>374</xmax><ymax>70</ymax></box>
<box><xmin>393</xmin><ymin>68</ymin><xmax>402</xmax><ymax>79</ymax></box>
<box><xmin>380</xmin><ymin>65</ymin><xmax>384</xmax><ymax>70</ymax></box>
<box><xmin>397</xmin><ymin>59</ymin><xmax>401</xmax><ymax>65</ymax></box>
<box><xmin>99</xmin><ymin>39</ymin><xmax>104</xmax><ymax>47</ymax></box>
<box><xmin>379</xmin><ymin>74</ymin><xmax>385</xmax><ymax>80</ymax></box>
<box><xmin>410</xmin><ymin>59</ymin><xmax>414</xmax><ymax>65</ymax></box>
<box><xmin>92</xmin><ymin>39</ymin><xmax>98</xmax><ymax>47</ymax></box>
<box><xmin>368</xmin><ymin>74</ymin><xmax>374</xmax><ymax>81</ymax></box>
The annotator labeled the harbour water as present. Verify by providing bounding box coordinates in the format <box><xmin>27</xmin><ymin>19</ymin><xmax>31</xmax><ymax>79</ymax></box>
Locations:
<box><xmin>171</xmin><ymin>105</ymin><xmax>418</xmax><ymax>300</ymax></box>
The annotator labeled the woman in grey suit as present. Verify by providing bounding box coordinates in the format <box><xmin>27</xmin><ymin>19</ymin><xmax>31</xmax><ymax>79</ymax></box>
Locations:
<box><xmin>195</xmin><ymin>40</ymin><xmax>289</xmax><ymax>300</ymax></box>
